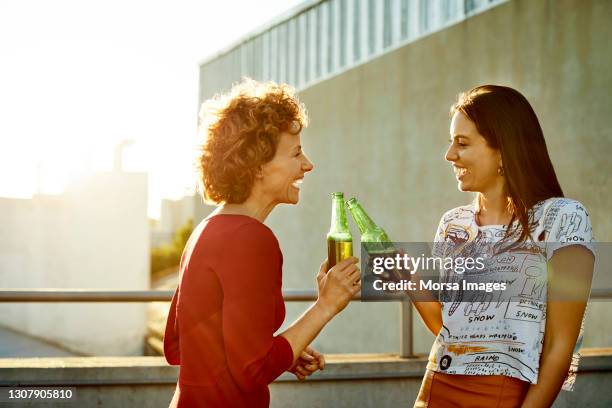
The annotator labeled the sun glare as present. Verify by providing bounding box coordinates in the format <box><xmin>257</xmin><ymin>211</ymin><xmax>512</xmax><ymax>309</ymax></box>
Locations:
<box><xmin>0</xmin><ymin>0</ymin><xmax>304</xmax><ymax>216</ymax></box>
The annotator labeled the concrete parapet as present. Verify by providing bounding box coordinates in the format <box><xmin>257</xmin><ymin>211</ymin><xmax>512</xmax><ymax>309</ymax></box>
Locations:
<box><xmin>1</xmin><ymin>350</ymin><xmax>611</xmax><ymax>407</ymax></box>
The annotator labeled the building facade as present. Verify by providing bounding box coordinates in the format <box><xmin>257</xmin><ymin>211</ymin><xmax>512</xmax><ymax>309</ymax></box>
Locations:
<box><xmin>198</xmin><ymin>0</ymin><xmax>612</xmax><ymax>354</ymax></box>
<box><xmin>0</xmin><ymin>170</ymin><xmax>149</xmax><ymax>355</ymax></box>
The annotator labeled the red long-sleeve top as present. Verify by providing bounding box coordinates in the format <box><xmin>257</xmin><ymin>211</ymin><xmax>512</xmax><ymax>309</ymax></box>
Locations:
<box><xmin>163</xmin><ymin>214</ymin><xmax>294</xmax><ymax>407</ymax></box>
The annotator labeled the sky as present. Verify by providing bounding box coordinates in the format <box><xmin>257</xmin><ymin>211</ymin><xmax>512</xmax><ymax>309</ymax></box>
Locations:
<box><xmin>0</xmin><ymin>0</ymin><xmax>303</xmax><ymax>218</ymax></box>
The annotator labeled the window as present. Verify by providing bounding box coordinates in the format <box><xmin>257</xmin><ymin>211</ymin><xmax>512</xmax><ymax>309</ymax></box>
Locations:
<box><xmin>420</xmin><ymin>0</ymin><xmax>429</xmax><ymax>32</ymax></box>
<box><xmin>383</xmin><ymin>0</ymin><xmax>392</xmax><ymax>48</ymax></box>
<box><xmin>316</xmin><ymin>5</ymin><xmax>323</xmax><ymax>78</ymax></box>
<box><xmin>339</xmin><ymin>0</ymin><xmax>347</xmax><ymax>68</ymax></box>
<box><xmin>327</xmin><ymin>1</ymin><xmax>335</xmax><ymax>73</ymax></box>
<box><xmin>401</xmin><ymin>0</ymin><xmax>409</xmax><ymax>39</ymax></box>
<box><xmin>368</xmin><ymin>0</ymin><xmax>376</xmax><ymax>55</ymax></box>
<box><xmin>353</xmin><ymin>0</ymin><xmax>361</xmax><ymax>61</ymax></box>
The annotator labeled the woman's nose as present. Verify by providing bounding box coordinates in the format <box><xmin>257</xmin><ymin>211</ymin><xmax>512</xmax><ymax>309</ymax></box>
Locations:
<box><xmin>445</xmin><ymin>144</ymin><xmax>458</xmax><ymax>163</ymax></box>
<box><xmin>303</xmin><ymin>154</ymin><xmax>314</xmax><ymax>172</ymax></box>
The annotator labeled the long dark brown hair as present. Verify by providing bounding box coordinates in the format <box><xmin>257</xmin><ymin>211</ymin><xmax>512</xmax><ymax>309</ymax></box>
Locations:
<box><xmin>451</xmin><ymin>85</ymin><xmax>564</xmax><ymax>242</ymax></box>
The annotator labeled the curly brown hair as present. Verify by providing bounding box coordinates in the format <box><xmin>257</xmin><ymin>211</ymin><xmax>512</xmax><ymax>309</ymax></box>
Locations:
<box><xmin>196</xmin><ymin>78</ymin><xmax>308</xmax><ymax>204</ymax></box>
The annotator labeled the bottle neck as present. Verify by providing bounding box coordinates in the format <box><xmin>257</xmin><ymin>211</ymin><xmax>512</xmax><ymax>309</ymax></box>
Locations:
<box><xmin>330</xmin><ymin>198</ymin><xmax>350</xmax><ymax>232</ymax></box>
<box><xmin>348</xmin><ymin>202</ymin><xmax>378</xmax><ymax>234</ymax></box>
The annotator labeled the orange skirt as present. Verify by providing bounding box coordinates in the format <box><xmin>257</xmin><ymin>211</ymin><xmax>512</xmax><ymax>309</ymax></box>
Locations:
<box><xmin>414</xmin><ymin>370</ymin><xmax>530</xmax><ymax>408</ymax></box>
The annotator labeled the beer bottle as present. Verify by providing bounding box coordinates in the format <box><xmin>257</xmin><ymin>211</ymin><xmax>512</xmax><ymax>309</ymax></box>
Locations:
<box><xmin>346</xmin><ymin>197</ymin><xmax>392</xmax><ymax>250</ymax></box>
<box><xmin>347</xmin><ymin>197</ymin><xmax>398</xmax><ymax>280</ymax></box>
<box><xmin>327</xmin><ymin>192</ymin><xmax>353</xmax><ymax>269</ymax></box>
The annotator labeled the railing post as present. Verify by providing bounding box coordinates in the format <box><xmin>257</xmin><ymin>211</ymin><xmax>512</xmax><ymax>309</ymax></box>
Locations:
<box><xmin>399</xmin><ymin>299</ymin><xmax>413</xmax><ymax>358</ymax></box>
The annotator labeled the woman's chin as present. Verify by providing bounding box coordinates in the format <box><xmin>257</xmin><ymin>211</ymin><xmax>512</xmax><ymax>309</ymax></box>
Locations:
<box><xmin>287</xmin><ymin>188</ymin><xmax>300</xmax><ymax>204</ymax></box>
<box><xmin>281</xmin><ymin>193</ymin><xmax>300</xmax><ymax>205</ymax></box>
<box><xmin>457</xmin><ymin>181</ymin><xmax>472</xmax><ymax>192</ymax></box>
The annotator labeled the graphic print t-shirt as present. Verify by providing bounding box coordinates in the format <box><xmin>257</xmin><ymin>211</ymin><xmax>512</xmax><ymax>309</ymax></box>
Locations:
<box><xmin>426</xmin><ymin>198</ymin><xmax>594</xmax><ymax>390</ymax></box>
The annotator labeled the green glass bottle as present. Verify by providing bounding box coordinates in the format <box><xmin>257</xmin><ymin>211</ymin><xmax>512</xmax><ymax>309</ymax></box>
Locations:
<box><xmin>327</xmin><ymin>192</ymin><xmax>353</xmax><ymax>269</ymax></box>
<box><xmin>346</xmin><ymin>197</ymin><xmax>394</xmax><ymax>255</ymax></box>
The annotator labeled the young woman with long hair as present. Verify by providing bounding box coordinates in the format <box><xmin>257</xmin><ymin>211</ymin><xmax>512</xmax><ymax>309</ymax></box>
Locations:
<box><xmin>413</xmin><ymin>85</ymin><xmax>595</xmax><ymax>407</ymax></box>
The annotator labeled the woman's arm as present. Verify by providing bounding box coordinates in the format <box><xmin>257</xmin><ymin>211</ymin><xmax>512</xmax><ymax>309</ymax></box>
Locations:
<box><xmin>163</xmin><ymin>288</ymin><xmax>181</xmax><ymax>365</ymax></box>
<box><xmin>405</xmin><ymin>256</ymin><xmax>443</xmax><ymax>336</ymax></box>
<box><xmin>412</xmin><ymin>298</ymin><xmax>443</xmax><ymax>336</ymax></box>
<box><xmin>219</xmin><ymin>223</ymin><xmax>295</xmax><ymax>391</ymax></box>
<box><xmin>219</xmin><ymin>224</ymin><xmax>359</xmax><ymax>390</ymax></box>
<box><xmin>521</xmin><ymin>245</ymin><xmax>594</xmax><ymax>408</ymax></box>
<box><xmin>394</xmin><ymin>250</ymin><xmax>443</xmax><ymax>336</ymax></box>
<box><xmin>405</xmin><ymin>219</ymin><xmax>449</xmax><ymax>337</ymax></box>
<box><xmin>280</xmin><ymin>257</ymin><xmax>361</xmax><ymax>363</ymax></box>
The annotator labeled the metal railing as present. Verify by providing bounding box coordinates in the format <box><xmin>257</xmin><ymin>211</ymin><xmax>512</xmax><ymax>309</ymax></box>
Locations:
<box><xmin>0</xmin><ymin>289</ymin><xmax>415</xmax><ymax>357</ymax></box>
<box><xmin>1</xmin><ymin>288</ymin><xmax>611</xmax><ymax>358</ymax></box>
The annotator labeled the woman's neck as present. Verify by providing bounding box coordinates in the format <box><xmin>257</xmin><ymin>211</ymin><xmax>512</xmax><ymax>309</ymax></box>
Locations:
<box><xmin>477</xmin><ymin>190</ymin><xmax>513</xmax><ymax>226</ymax></box>
<box><xmin>216</xmin><ymin>193</ymin><xmax>276</xmax><ymax>223</ymax></box>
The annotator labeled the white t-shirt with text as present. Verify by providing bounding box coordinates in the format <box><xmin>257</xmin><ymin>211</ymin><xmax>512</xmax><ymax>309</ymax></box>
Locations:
<box><xmin>427</xmin><ymin>198</ymin><xmax>594</xmax><ymax>391</ymax></box>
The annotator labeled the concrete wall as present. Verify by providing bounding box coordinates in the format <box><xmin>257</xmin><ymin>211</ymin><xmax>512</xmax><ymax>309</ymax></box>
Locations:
<box><xmin>2</xmin><ymin>351</ymin><xmax>611</xmax><ymax>407</ymax></box>
<box><xmin>198</xmin><ymin>0</ymin><xmax>612</xmax><ymax>354</ymax></box>
<box><xmin>0</xmin><ymin>171</ymin><xmax>149</xmax><ymax>355</ymax></box>
<box><xmin>151</xmin><ymin>196</ymin><xmax>193</xmax><ymax>247</ymax></box>
<box><xmin>151</xmin><ymin>195</ymin><xmax>215</xmax><ymax>247</ymax></box>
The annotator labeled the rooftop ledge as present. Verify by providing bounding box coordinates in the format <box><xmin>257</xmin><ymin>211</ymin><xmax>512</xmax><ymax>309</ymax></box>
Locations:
<box><xmin>1</xmin><ymin>349</ymin><xmax>612</xmax><ymax>387</ymax></box>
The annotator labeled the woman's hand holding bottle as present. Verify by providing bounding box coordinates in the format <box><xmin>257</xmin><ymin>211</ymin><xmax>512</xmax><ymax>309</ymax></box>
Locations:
<box><xmin>278</xmin><ymin>257</ymin><xmax>360</xmax><ymax>365</ymax></box>
<box><xmin>315</xmin><ymin>257</ymin><xmax>360</xmax><ymax>317</ymax></box>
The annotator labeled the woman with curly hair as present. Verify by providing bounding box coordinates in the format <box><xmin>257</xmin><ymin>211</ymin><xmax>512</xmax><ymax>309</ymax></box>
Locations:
<box><xmin>163</xmin><ymin>78</ymin><xmax>360</xmax><ymax>407</ymax></box>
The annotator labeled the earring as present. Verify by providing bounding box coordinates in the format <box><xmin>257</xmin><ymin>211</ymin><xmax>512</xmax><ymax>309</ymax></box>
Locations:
<box><xmin>497</xmin><ymin>166</ymin><xmax>504</xmax><ymax>176</ymax></box>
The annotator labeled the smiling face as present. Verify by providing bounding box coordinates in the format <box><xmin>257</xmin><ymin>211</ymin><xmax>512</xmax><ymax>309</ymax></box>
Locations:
<box><xmin>258</xmin><ymin>131</ymin><xmax>314</xmax><ymax>205</ymax></box>
<box><xmin>445</xmin><ymin>111</ymin><xmax>503</xmax><ymax>194</ymax></box>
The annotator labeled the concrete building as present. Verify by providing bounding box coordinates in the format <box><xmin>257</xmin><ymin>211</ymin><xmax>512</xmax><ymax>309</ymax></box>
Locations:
<box><xmin>0</xmin><ymin>170</ymin><xmax>149</xmax><ymax>356</ymax></box>
<box><xmin>197</xmin><ymin>0</ymin><xmax>612</xmax><ymax>356</ymax></box>
<box><xmin>151</xmin><ymin>194</ymin><xmax>214</xmax><ymax>248</ymax></box>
